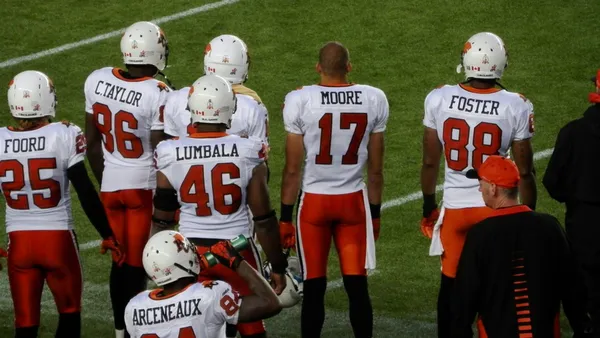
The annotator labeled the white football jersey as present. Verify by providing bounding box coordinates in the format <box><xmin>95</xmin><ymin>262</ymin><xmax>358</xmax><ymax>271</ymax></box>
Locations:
<box><xmin>283</xmin><ymin>84</ymin><xmax>389</xmax><ymax>194</ymax></box>
<box><xmin>423</xmin><ymin>84</ymin><xmax>535</xmax><ymax>209</ymax></box>
<box><xmin>0</xmin><ymin>123</ymin><xmax>86</xmax><ymax>232</ymax></box>
<box><xmin>125</xmin><ymin>281</ymin><xmax>241</xmax><ymax>338</ymax></box>
<box><xmin>84</xmin><ymin>67</ymin><xmax>170</xmax><ymax>192</ymax></box>
<box><xmin>163</xmin><ymin>87</ymin><xmax>269</xmax><ymax>144</ymax></box>
<box><xmin>155</xmin><ymin>134</ymin><xmax>265</xmax><ymax>239</ymax></box>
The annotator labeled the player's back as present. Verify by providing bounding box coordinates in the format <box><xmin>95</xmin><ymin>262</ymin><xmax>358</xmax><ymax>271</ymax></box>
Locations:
<box><xmin>283</xmin><ymin>84</ymin><xmax>389</xmax><ymax>194</ymax></box>
<box><xmin>0</xmin><ymin>122</ymin><xmax>85</xmax><ymax>232</ymax></box>
<box><xmin>155</xmin><ymin>134</ymin><xmax>266</xmax><ymax>239</ymax></box>
<box><xmin>125</xmin><ymin>281</ymin><xmax>240</xmax><ymax>338</ymax></box>
<box><xmin>423</xmin><ymin>84</ymin><xmax>534</xmax><ymax>208</ymax></box>
<box><xmin>84</xmin><ymin>67</ymin><xmax>169</xmax><ymax>191</ymax></box>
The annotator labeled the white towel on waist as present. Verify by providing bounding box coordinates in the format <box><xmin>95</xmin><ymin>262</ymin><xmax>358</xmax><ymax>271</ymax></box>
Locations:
<box><xmin>362</xmin><ymin>188</ymin><xmax>376</xmax><ymax>271</ymax></box>
<box><xmin>429</xmin><ymin>206</ymin><xmax>445</xmax><ymax>256</ymax></box>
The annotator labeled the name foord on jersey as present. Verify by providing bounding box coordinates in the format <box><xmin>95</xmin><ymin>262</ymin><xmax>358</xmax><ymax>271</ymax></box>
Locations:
<box><xmin>94</xmin><ymin>80</ymin><xmax>143</xmax><ymax>107</ymax></box>
<box><xmin>320</xmin><ymin>90</ymin><xmax>363</xmax><ymax>105</ymax></box>
<box><xmin>448</xmin><ymin>95</ymin><xmax>500</xmax><ymax>115</ymax></box>
<box><xmin>132</xmin><ymin>298</ymin><xmax>203</xmax><ymax>326</ymax></box>
<box><xmin>176</xmin><ymin>143</ymin><xmax>239</xmax><ymax>161</ymax></box>
<box><xmin>4</xmin><ymin>136</ymin><xmax>46</xmax><ymax>154</ymax></box>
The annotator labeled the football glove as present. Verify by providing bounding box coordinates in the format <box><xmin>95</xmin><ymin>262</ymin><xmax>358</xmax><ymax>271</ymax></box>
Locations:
<box><xmin>0</xmin><ymin>248</ymin><xmax>7</xmax><ymax>271</ymax></box>
<box><xmin>279</xmin><ymin>221</ymin><xmax>296</xmax><ymax>249</ymax></box>
<box><xmin>420</xmin><ymin>208</ymin><xmax>440</xmax><ymax>239</ymax></box>
<box><xmin>210</xmin><ymin>240</ymin><xmax>244</xmax><ymax>270</ymax></box>
<box><xmin>373</xmin><ymin>218</ymin><xmax>381</xmax><ymax>241</ymax></box>
<box><xmin>100</xmin><ymin>237</ymin><xmax>126</xmax><ymax>267</ymax></box>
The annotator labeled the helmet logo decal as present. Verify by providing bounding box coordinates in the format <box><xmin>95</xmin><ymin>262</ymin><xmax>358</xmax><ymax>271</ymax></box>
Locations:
<box><xmin>462</xmin><ymin>42</ymin><xmax>472</xmax><ymax>54</ymax></box>
<box><xmin>490</xmin><ymin>65</ymin><xmax>497</xmax><ymax>72</ymax></box>
<box><xmin>23</xmin><ymin>91</ymin><xmax>30</xmax><ymax>98</ymax></box>
<box><xmin>207</xmin><ymin>99</ymin><xmax>214</xmax><ymax>109</ymax></box>
<box><xmin>158</xmin><ymin>29</ymin><xmax>168</xmax><ymax>48</ymax></box>
<box><xmin>222</xmin><ymin>56</ymin><xmax>230</xmax><ymax>63</ymax></box>
<box><xmin>139</xmin><ymin>50</ymin><xmax>146</xmax><ymax>57</ymax></box>
<box><xmin>204</xmin><ymin>44</ymin><xmax>212</xmax><ymax>55</ymax></box>
<box><xmin>213</xmin><ymin>109</ymin><xmax>220</xmax><ymax>117</ymax></box>
<box><xmin>230</xmin><ymin>68</ymin><xmax>237</xmax><ymax>75</ymax></box>
<box><xmin>33</xmin><ymin>104</ymin><xmax>40</xmax><ymax>111</ymax></box>
<box><xmin>132</xmin><ymin>40</ymin><xmax>138</xmax><ymax>49</ymax></box>
<box><xmin>482</xmin><ymin>55</ymin><xmax>490</xmax><ymax>64</ymax></box>
<box><xmin>8</xmin><ymin>79</ymin><xmax>14</xmax><ymax>87</ymax></box>
<box><xmin>173</xmin><ymin>233</ymin><xmax>192</xmax><ymax>253</ymax></box>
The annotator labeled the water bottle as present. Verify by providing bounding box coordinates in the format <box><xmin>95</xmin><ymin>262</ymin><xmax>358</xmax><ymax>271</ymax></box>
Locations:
<box><xmin>203</xmin><ymin>235</ymin><xmax>249</xmax><ymax>267</ymax></box>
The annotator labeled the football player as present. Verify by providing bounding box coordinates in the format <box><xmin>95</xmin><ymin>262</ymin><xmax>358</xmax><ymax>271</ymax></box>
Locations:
<box><xmin>125</xmin><ymin>230</ymin><xmax>282</xmax><ymax>338</ymax></box>
<box><xmin>2</xmin><ymin>70</ymin><xmax>123</xmax><ymax>338</ymax></box>
<box><xmin>152</xmin><ymin>74</ymin><xmax>287</xmax><ymax>338</ymax></box>
<box><xmin>419</xmin><ymin>32</ymin><xmax>536</xmax><ymax>337</ymax></box>
<box><xmin>162</xmin><ymin>34</ymin><xmax>268</xmax><ymax>144</ymax></box>
<box><xmin>84</xmin><ymin>21</ymin><xmax>171</xmax><ymax>338</ymax></box>
<box><xmin>280</xmin><ymin>41</ymin><xmax>389</xmax><ymax>338</ymax></box>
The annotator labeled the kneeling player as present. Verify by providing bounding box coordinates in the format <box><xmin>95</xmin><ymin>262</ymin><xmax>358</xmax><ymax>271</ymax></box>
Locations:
<box><xmin>125</xmin><ymin>230</ymin><xmax>282</xmax><ymax>338</ymax></box>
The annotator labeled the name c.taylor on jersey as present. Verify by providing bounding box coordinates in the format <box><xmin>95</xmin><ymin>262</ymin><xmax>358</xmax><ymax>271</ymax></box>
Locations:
<box><xmin>449</xmin><ymin>95</ymin><xmax>500</xmax><ymax>115</ymax></box>
<box><xmin>94</xmin><ymin>80</ymin><xmax>143</xmax><ymax>107</ymax></box>
<box><xmin>132</xmin><ymin>298</ymin><xmax>203</xmax><ymax>326</ymax></box>
<box><xmin>176</xmin><ymin>143</ymin><xmax>239</xmax><ymax>161</ymax></box>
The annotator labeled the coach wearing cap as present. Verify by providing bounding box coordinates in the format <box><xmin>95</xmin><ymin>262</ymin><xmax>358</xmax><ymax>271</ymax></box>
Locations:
<box><xmin>451</xmin><ymin>156</ymin><xmax>592</xmax><ymax>337</ymax></box>
<box><xmin>544</xmin><ymin>71</ymin><xmax>600</xmax><ymax>335</ymax></box>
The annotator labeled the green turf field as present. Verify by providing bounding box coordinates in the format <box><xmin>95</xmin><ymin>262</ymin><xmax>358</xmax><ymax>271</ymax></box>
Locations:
<box><xmin>0</xmin><ymin>0</ymin><xmax>599</xmax><ymax>336</ymax></box>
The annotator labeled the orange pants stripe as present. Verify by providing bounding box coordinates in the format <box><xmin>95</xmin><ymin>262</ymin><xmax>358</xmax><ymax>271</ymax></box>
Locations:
<box><xmin>441</xmin><ymin>207</ymin><xmax>494</xmax><ymax>278</ymax></box>
<box><xmin>101</xmin><ymin>189</ymin><xmax>153</xmax><ymax>267</ymax></box>
<box><xmin>8</xmin><ymin>230</ymin><xmax>82</xmax><ymax>328</ymax></box>
<box><xmin>196</xmin><ymin>239</ymin><xmax>265</xmax><ymax>336</ymax></box>
<box><xmin>296</xmin><ymin>191</ymin><xmax>368</xmax><ymax>280</ymax></box>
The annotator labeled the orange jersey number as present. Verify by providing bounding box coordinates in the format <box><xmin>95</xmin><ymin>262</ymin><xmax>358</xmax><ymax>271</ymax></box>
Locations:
<box><xmin>180</xmin><ymin>163</ymin><xmax>242</xmax><ymax>216</ymax></box>
<box><xmin>442</xmin><ymin>118</ymin><xmax>503</xmax><ymax>171</ymax></box>
<box><xmin>141</xmin><ymin>326</ymin><xmax>196</xmax><ymax>338</ymax></box>
<box><xmin>92</xmin><ymin>103</ymin><xmax>144</xmax><ymax>159</ymax></box>
<box><xmin>316</xmin><ymin>112</ymin><xmax>368</xmax><ymax>165</ymax></box>
<box><xmin>0</xmin><ymin>158</ymin><xmax>61</xmax><ymax>210</ymax></box>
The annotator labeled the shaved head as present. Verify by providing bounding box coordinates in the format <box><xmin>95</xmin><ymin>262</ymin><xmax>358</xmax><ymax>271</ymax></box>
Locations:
<box><xmin>318</xmin><ymin>41</ymin><xmax>350</xmax><ymax>76</ymax></box>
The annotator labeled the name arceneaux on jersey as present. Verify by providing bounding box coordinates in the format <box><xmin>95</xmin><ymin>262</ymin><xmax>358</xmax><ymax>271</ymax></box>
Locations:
<box><xmin>176</xmin><ymin>143</ymin><xmax>239</xmax><ymax>161</ymax></box>
<box><xmin>132</xmin><ymin>298</ymin><xmax>203</xmax><ymax>326</ymax></box>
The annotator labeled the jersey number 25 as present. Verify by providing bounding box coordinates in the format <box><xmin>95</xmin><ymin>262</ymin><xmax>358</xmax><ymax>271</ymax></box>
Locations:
<box><xmin>442</xmin><ymin>118</ymin><xmax>503</xmax><ymax>171</ymax></box>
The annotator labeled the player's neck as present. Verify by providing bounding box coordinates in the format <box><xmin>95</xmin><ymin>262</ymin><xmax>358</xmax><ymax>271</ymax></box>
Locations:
<box><xmin>125</xmin><ymin>65</ymin><xmax>157</xmax><ymax>79</ymax></box>
<box><xmin>319</xmin><ymin>75</ymin><xmax>350</xmax><ymax>86</ymax></box>
<box><xmin>161</xmin><ymin>279</ymin><xmax>194</xmax><ymax>296</ymax></box>
<box><xmin>194</xmin><ymin>124</ymin><xmax>226</xmax><ymax>134</ymax></box>
<box><xmin>467</xmin><ymin>79</ymin><xmax>496</xmax><ymax>90</ymax></box>
<box><xmin>491</xmin><ymin>196</ymin><xmax>519</xmax><ymax>209</ymax></box>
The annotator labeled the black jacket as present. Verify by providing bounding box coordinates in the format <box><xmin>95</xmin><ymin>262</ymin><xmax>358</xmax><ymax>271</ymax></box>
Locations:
<box><xmin>544</xmin><ymin>104</ymin><xmax>600</xmax><ymax>205</ymax></box>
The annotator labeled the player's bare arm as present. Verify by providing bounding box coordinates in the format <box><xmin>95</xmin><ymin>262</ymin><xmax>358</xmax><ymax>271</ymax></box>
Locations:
<box><xmin>367</xmin><ymin>131</ymin><xmax>384</xmax><ymax>240</ymax></box>
<box><xmin>420</xmin><ymin>126</ymin><xmax>443</xmax><ymax>237</ymax></box>
<box><xmin>511</xmin><ymin>138</ymin><xmax>537</xmax><ymax>210</ymax></box>
<box><xmin>235</xmin><ymin>260</ymin><xmax>283</xmax><ymax>322</ymax></box>
<box><xmin>151</xmin><ymin>130</ymin><xmax>167</xmax><ymax>149</ymax></box>
<box><xmin>248</xmin><ymin>162</ymin><xmax>288</xmax><ymax>294</ymax></box>
<box><xmin>85</xmin><ymin>113</ymin><xmax>104</xmax><ymax>184</ymax></box>
<box><xmin>151</xmin><ymin>170</ymin><xmax>179</xmax><ymax>235</ymax></box>
<box><xmin>67</xmin><ymin>161</ymin><xmax>125</xmax><ymax>265</ymax></box>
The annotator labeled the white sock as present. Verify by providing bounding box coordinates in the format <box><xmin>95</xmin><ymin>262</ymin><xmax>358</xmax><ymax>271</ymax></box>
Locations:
<box><xmin>115</xmin><ymin>329</ymin><xmax>125</xmax><ymax>338</ymax></box>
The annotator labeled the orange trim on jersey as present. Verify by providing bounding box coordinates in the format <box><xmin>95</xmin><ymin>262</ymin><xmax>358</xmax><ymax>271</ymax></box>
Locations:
<box><xmin>489</xmin><ymin>205</ymin><xmax>531</xmax><ymax>217</ymax></box>
<box><xmin>111</xmin><ymin>68</ymin><xmax>153</xmax><ymax>82</ymax></box>
<box><xmin>148</xmin><ymin>283</ymin><xmax>193</xmax><ymax>300</ymax></box>
<box><xmin>317</xmin><ymin>83</ymin><xmax>355</xmax><ymax>87</ymax></box>
<box><xmin>188</xmin><ymin>132</ymin><xmax>228</xmax><ymax>139</ymax></box>
<box><xmin>459</xmin><ymin>83</ymin><xmax>502</xmax><ymax>94</ymax></box>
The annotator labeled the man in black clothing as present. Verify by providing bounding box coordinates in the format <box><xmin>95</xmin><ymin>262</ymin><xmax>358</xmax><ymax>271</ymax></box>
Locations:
<box><xmin>544</xmin><ymin>72</ymin><xmax>600</xmax><ymax>335</ymax></box>
<box><xmin>451</xmin><ymin>155</ymin><xmax>591</xmax><ymax>337</ymax></box>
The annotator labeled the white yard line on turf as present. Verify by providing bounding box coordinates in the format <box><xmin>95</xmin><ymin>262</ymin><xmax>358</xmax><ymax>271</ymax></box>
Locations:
<box><xmin>0</xmin><ymin>0</ymin><xmax>240</xmax><ymax>69</ymax></box>
<box><xmin>78</xmin><ymin>147</ymin><xmax>555</xmax><ymax>251</ymax></box>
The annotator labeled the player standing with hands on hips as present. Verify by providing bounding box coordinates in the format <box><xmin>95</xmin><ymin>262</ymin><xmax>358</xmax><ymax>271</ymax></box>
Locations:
<box><xmin>280</xmin><ymin>41</ymin><xmax>388</xmax><ymax>338</ymax></box>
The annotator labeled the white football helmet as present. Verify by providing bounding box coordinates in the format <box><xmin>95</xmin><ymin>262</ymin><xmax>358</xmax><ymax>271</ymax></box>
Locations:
<box><xmin>142</xmin><ymin>230</ymin><xmax>200</xmax><ymax>287</ymax></box>
<box><xmin>7</xmin><ymin>70</ymin><xmax>56</xmax><ymax>119</ymax></box>
<box><xmin>187</xmin><ymin>74</ymin><xmax>237</xmax><ymax>128</ymax></box>
<box><xmin>457</xmin><ymin>32</ymin><xmax>508</xmax><ymax>80</ymax></box>
<box><xmin>204</xmin><ymin>35</ymin><xmax>249</xmax><ymax>84</ymax></box>
<box><xmin>263</xmin><ymin>256</ymin><xmax>303</xmax><ymax>308</ymax></box>
<box><xmin>120</xmin><ymin>21</ymin><xmax>169</xmax><ymax>71</ymax></box>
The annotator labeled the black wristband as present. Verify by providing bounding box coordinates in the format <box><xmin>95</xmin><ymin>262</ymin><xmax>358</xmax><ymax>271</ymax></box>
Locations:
<box><xmin>252</xmin><ymin>209</ymin><xmax>276</xmax><ymax>222</ymax></box>
<box><xmin>422</xmin><ymin>193</ymin><xmax>437</xmax><ymax>217</ymax></box>
<box><xmin>369</xmin><ymin>204</ymin><xmax>381</xmax><ymax>219</ymax></box>
<box><xmin>280</xmin><ymin>203</ymin><xmax>294</xmax><ymax>222</ymax></box>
